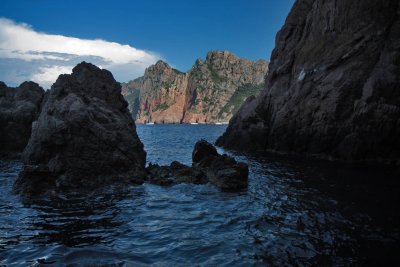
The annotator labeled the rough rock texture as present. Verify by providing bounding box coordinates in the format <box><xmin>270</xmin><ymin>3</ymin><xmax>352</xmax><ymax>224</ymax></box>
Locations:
<box><xmin>146</xmin><ymin>140</ymin><xmax>248</xmax><ymax>191</ymax></box>
<box><xmin>192</xmin><ymin>139</ymin><xmax>218</xmax><ymax>162</ymax></box>
<box><xmin>217</xmin><ymin>0</ymin><xmax>400</xmax><ymax>164</ymax></box>
<box><xmin>127</xmin><ymin>61</ymin><xmax>189</xmax><ymax>123</ymax></box>
<box><xmin>192</xmin><ymin>140</ymin><xmax>248</xmax><ymax>191</ymax></box>
<box><xmin>122</xmin><ymin>51</ymin><xmax>268</xmax><ymax>123</ymax></box>
<box><xmin>13</xmin><ymin>62</ymin><xmax>146</xmax><ymax>196</ymax></box>
<box><xmin>147</xmin><ymin>161</ymin><xmax>207</xmax><ymax>186</ymax></box>
<box><xmin>0</xmin><ymin>81</ymin><xmax>44</xmax><ymax>156</ymax></box>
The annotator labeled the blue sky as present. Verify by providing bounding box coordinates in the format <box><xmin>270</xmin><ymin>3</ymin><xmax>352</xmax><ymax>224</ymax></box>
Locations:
<box><xmin>0</xmin><ymin>0</ymin><xmax>294</xmax><ymax>88</ymax></box>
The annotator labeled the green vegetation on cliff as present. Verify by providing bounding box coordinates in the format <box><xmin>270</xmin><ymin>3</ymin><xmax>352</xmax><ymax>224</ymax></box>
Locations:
<box><xmin>207</xmin><ymin>64</ymin><xmax>227</xmax><ymax>83</ymax></box>
<box><xmin>122</xmin><ymin>51</ymin><xmax>268</xmax><ymax>123</ymax></box>
<box><xmin>218</xmin><ymin>83</ymin><xmax>264</xmax><ymax>118</ymax></box>
<box><xmin>154</xmin><ymin>103</ymin><xmax>169</xmax><ymax>111</ymax></box>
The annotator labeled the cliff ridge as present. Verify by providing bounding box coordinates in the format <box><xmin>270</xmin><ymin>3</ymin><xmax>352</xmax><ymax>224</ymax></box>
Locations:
<box><xmin>122</xmin><ymin>51</ymin><xmax>268</xmax><ymax>123</ymax></box>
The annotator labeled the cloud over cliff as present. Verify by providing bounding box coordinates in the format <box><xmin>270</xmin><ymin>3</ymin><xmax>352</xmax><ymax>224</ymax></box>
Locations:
<box><xmin>0</xmin><ymin>18</ymin><xmax>161</xmax><ymax>88</ymax></box>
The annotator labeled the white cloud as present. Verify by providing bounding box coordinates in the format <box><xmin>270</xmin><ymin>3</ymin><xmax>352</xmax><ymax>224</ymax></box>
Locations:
<box><xmin>0</xmin><ymin>17</ymin><xmax>161</xmax><ymax>88</ymax></box>
<box><xmin>30</xmin><ymin>65</ymin><xmax>72</xmax><ymax>87</ymax></box>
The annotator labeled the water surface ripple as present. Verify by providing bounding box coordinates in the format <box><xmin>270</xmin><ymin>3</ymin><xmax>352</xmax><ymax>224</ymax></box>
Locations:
<box><xmin>1</xmin><ymin>125</ymin><xmax>399</xmax><ymax>266</ymax></box>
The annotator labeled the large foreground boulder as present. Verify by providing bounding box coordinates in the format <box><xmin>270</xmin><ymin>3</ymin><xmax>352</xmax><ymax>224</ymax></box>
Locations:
<box><xmin>0</xmin><ymin>81</ymin><xmax>44</xmax><ymax>156</ymax></box>
<box><xmin>217</xmin><ymin>0</ymin><xmax>400</xmax><ymax>165</ymax></box>
<box><xmin>13</xmin><ymin>62</ymin><xmax>146</xmax><ymax>196</ymax></box>
<box><xmin>146</xmin><ymin>140</ymin><xmax>248</xmax><ymax>191</ymax></box>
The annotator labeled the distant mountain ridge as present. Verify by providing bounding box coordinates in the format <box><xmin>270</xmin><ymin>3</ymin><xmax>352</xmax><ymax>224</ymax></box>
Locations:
<box><xmin>121</xmin><ymin>51</ymin><xmax>268</xmax><ymax>123</ymax></box>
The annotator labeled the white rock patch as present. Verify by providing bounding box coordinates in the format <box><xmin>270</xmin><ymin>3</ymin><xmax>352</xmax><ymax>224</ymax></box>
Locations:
<box><xmin>298</xmin><ymin>69</ymin><xmax>306</xmax><ymax>81</ymax></box>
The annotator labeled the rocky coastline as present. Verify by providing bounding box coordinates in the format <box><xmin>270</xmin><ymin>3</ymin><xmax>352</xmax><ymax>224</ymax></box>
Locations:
<box><xmin>2</xmin><ymin>0</ymin><xmax>399</xmax><ymax>197</ymax></box>
<box><xmin>1</xmin><ymin>62</ymin><xmax>248</xmax><ymax>197</ymax></box>
<box><xmin>122</xmin><ymin>50</ymin><xmax>268</xmax><ymax>124</ymax></box>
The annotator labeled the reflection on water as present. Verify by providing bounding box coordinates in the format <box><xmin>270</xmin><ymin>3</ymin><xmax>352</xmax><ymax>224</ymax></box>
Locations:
<box><xmin>0</xmin><ymin>125</ymin><xmax>399</xmax><ymax>266</ymax></box>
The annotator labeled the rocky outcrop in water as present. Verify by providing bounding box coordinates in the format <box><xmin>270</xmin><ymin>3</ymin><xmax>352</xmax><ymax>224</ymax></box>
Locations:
<box><xmin>217</xmin><ymin>0</ymin><xmax>400</xmax><ymax>165</ymax></box>
<box><xmin>122</xmin><ymin>51</ymin><xmax>268</xmax><ymax>123</ymax></box>
<box><xmin>13</xmin><ymin>62</ymin><xmax>146</xmax><ymax>196</ymax></box>
<box><xmin>147</xmin><ymin>140</ymin><xmax>248</xmax><ymax>191</ymax></box>
<box><xmin>0</xmin><ymin>81</ymin><xmax>44</xmax><ymax>157</ymax></box>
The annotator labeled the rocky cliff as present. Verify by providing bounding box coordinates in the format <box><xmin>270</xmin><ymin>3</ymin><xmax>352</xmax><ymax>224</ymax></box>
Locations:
<box><xmin>125</xmin><ymin>61</ymin><xmax>190</xmax><ymax>123</ymax></box>
<box><xmin>122</xmin><ymin>51</ymin><xmax>268</xmax><ymax>123</ymax></box>
<box><xmin>0</xmin><ymin>81</ymin><xmax>44</xmax><ymax>156</ymax></box>
<box><xmin>14</xmin><ymin>62</ymin><xmax>146</xmax><ymax>196</ymax></box>
<box><xmin>217</xmin><ymin>0</ymin><xmax>400</xmax><ymax>165</ymax></box>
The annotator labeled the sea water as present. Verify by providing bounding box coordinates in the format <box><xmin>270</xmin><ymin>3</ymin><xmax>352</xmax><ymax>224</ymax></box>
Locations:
<box><xmin>0</xmin><ymin>124</ymin><xmax>399</xmax><ymax>266</ymax></box>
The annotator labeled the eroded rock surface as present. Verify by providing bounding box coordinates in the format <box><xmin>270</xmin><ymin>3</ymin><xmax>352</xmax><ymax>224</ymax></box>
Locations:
<box><xmin>217</xmin><ymin>0</ymin><xmax>400</xmax><ymax>164</ymax></box>
<box><xmin>0</xmin><ymin>81</ymin><xmax>44</xmax><ymax>156</ymax></box>
<box><xmin>146</xmin><ymin>140</ymin><xmax>248</xmax><ymax>191</ymax></box>
<box><xmin>13</xmin><ymin>62</ymin><xmax>146</xmax><ymax>196</ymax></box>
<box><xmin>122</xmin><ymin>51</ymin><xmax>268</xmax><ymax>123</ymax></box>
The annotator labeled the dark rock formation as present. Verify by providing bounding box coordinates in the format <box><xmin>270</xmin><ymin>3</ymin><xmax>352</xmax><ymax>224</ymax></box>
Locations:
<box><xmin>192</xmin><ymin>140</ymin><xmax>248</xmax><ymax>191</ymax></box>
<box><xmin>0</xmin><ymin>81</ymin><xmax>44</xmax><ymax>157</ymax></box>
<box><xmin>217</xmin><ymin>0</ymin><xmax>400</xmax><ymax>165</ymax></box>
<box><xmin>121</xmin><ymin>51</ymin><xmax>268</xmax><ymax>123</ymax></box>
<box><xmin>192</xmin><ymin>139</ymin><xmax>219</xmax><ymax>162</ymax></box>
<box><xmin>147</xmin><ymin>161</ymin><xmax>207</xmax><ymax>186</ymax></box>
<box><xmin>146</xmin><ymin>140</ymin><xmax>248</xmax><ymax>191</ymax></box>
<box><xmin>13</xmin><ymin>62</ymin><xmax>146</xmax><ymax>196</ymax></box>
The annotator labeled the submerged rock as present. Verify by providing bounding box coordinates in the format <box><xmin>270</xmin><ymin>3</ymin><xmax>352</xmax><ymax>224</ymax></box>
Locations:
<box><xmin>0</xmin><ymin>81</ymin><xmax>44</xmax><ymax>157</ymax></box>
<box><xmin>13</xmin><ymin>62</ymin><xmax>146</xmax><ymax>196</ymax></box>
<box><xmin>217</xmin><ymin>0</ymin><xmax>400</xmax><ymax>165</ymax></box>
<box><xmin>146</xmin><ymin>140</ymin><xmax>248</xmax><ymax>191</ymax></box>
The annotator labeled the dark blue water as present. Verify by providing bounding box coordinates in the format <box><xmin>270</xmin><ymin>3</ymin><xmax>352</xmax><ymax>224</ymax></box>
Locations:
<box><xmin>1</xmin><ymin>125</ymin><xmax>399</xmax><ymax>266</ymax></box>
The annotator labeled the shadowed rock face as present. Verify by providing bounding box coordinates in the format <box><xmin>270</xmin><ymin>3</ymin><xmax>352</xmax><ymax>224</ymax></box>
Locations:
<box><xmin>0</xmin><ymin>81</ymin><xmax>44</xmax><ymax>156</ymax></box>
<box><xmin>13</xmin><ymin>62</ymin><xmax>146</xmax><ymax>196</ymax></box>
<box><xmin>217</xmin><ymin>0</ymin><xmax>400</xmax><ymax>164</ymax></box>
<box><xmin>192</xmin><ymin>139</ymin><xmax>218</xmax><ymax>162</ymax></box>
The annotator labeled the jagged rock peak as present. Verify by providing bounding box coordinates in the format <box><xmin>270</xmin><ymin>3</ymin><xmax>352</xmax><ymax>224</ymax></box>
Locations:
<box><xmin>154</xmin><ymin>60</ymin><xmax>170</xmax><ymax>68</ymax></box>
<box><xmin>13</xmin><ymin>62</ymin><xmax>146</xmax><ymax>196</ymax></box>
<box><xmin>53</xmin><ymin>61</ymin><xmax>127</xmax><ymax>111</ymax></box>
<box><xmin>206</xmin><ymin>50</ymin><xmax>239</xmax><ymax>62</ymax></box>
<box><xmin>18</xmin><ymin>81</ymin><xmax>43</xmax><ymax>91</ymax></box>
<box><xmin>195</xmin><ymin>58</ymin><xmax>204</xmax><ymax>66</ymax></box>
<box><xmin>123</xmin><ymin>50</ymin><xmax>268</xmax><ymax>124</ymax></box>
<box><xmin>69</xmin><ymin>61</ymin><xmax>115</xmax><ymax>85</ymax></box>
<box><xmin>144</xmin><ymin>60</ymin><xmax>185</xmax><ymax>77</ymax></box>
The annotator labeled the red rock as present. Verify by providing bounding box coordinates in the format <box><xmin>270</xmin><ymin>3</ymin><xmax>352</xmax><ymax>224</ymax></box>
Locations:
<box><xmin>122</xmin><ymin>51</ymin><xmax>268</xmax><ymax>124</ymax></box>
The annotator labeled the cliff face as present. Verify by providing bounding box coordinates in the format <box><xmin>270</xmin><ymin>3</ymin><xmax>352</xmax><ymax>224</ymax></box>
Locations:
<box><xmin>122</xmin><ymin>51</ymin><xmax>268</xmax><ymax>123</ymax></box>
<box><xmin>217</xmin><ymin>0</ymin><xmax>400</xmax><ymax>164</ymax></box>
<box><xmin>133</xmin><ymin>61</ymin><xmax>189</xmax><ymax>124</ymax></box>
